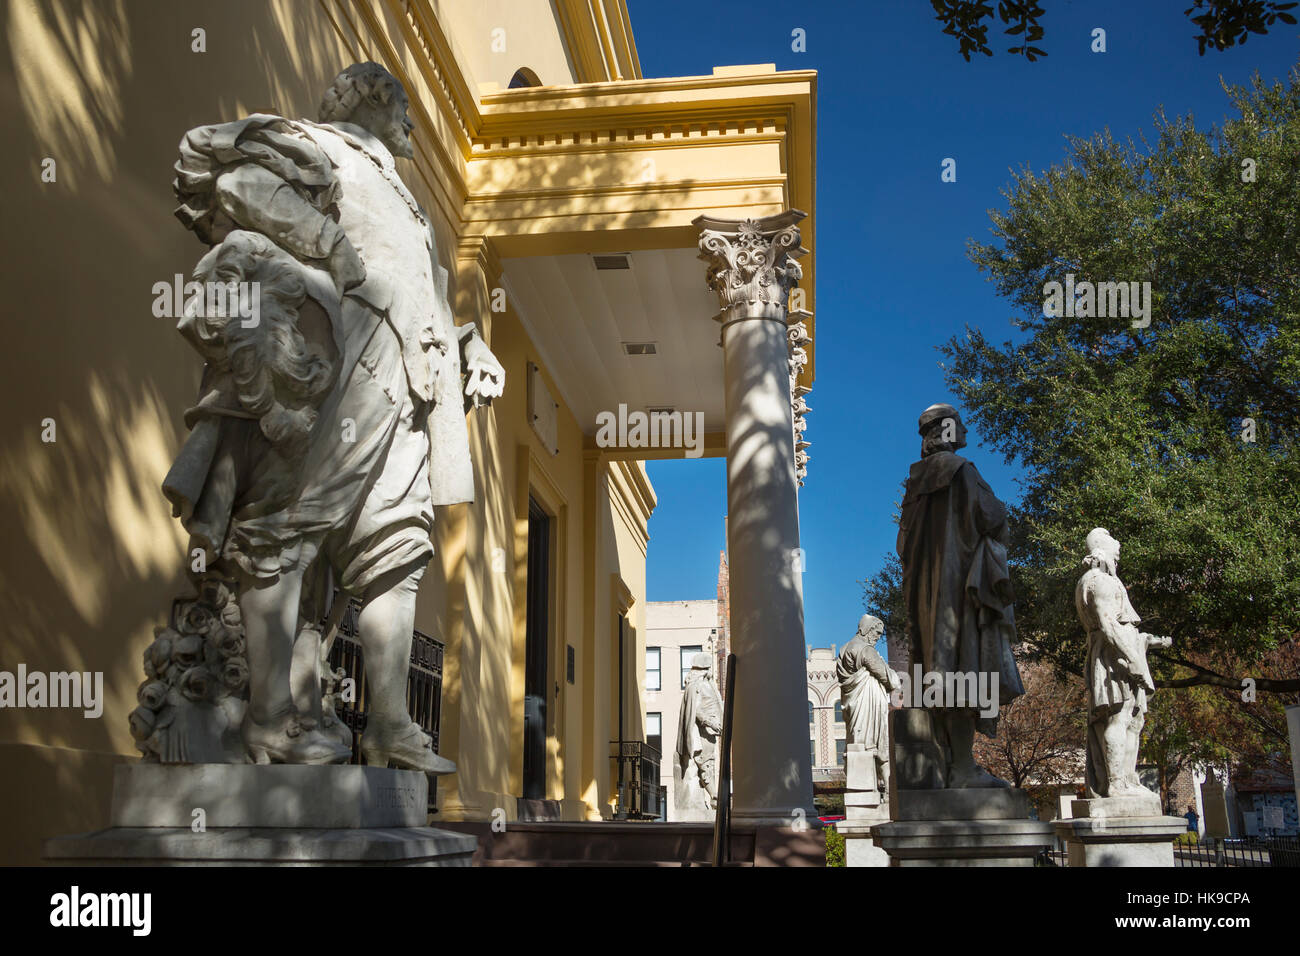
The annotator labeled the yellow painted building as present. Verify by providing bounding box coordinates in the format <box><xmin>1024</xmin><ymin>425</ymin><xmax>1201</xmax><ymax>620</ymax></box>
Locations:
<box><xmin>0</xmin><ymin>0</ymin><xmax>816</xmax><ymax>865</ymax></box>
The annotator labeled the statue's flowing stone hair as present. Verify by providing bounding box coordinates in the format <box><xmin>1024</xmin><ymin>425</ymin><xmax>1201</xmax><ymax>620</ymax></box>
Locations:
<box><xmin>1081</xmin><ymin>528</ymin><xmax>1119</xmax><ymax>576</ymax></box>
<box><xmin>187</xmin><ymin>230</ymin><xmax>336</xmax><ymax>455</ymax></box>
<box><xmin>318</xmin><ymin>61</ymin><xmax>402</xmax><ymax>123</ymax></box>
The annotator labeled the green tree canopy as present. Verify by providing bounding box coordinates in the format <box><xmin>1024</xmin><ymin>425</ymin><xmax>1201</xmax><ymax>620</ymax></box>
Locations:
<box><xmin>940</xmin><ymin>67</ymin><xmax>1300</xmax><ymax>695</ymax></box>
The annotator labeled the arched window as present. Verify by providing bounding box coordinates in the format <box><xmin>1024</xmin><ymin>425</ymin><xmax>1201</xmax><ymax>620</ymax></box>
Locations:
<box><xmin>808</xmin><ymin>700</ymin><xmax>814</xmax><ymax>724</ymax></box>
<box><xmin>508</xmin><ymin>67</ymin><xmax>542</xmax><ymax>89</ymax></box>
<box><xmin>834</xmin><ymin>701</ymin><xmax>842</xmax><ymax>722</ymax></box>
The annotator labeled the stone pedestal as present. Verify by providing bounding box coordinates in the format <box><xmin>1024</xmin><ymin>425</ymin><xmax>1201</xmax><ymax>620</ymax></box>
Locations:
<box><xmin>671</xmin><ymin>760</ymin><xmax>715</xmax><ymax>822</ymax></box>
<box><xmin>840</xmin><ymin>743</ymin><xmax>890</xmax><ymax>866</ymax></box>
<box><xmin>44</xmin><ymin>763</ymin><xmax>477</xmax><ymax>866</ymax></box>
<box><xmin>1054</xmin><ymin>798</ymin><xmax>1186</xmax><ymax>867</ymax></box>
<box><xmin>874</xmin><ymin>789</ymin><xmax>1053</xmax><ymax>866</ymax></box>
<box><xmin>838</xmin><ymin>819</ymin><xmax>891</xmax><ymax>867</ymax></box>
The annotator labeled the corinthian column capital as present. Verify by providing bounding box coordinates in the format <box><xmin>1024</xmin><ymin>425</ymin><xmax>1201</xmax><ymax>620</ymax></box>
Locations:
<box><xmin>694</xmin><ymin>210</ymin><xmax>807</xmax><ymax>323</ymax></box>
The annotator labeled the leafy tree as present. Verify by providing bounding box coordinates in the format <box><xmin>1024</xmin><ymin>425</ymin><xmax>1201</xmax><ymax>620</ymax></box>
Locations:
<box><xmin>1180</xmin><ymin>638</ymin><xmax>1300</xmax><ymax>772</ymax></box>
<box><xmin>932</xmin><ymin>0</ymin><xmax>1298</xmax><ymax>61</ymax></box>
<box><xmin>861</xmin><ymin>551</ymin><xmax>907</xmax><ymax>660</ymax></box>
<box><xmin>1141</xmin><ymin>684</ymin><xmax>1231</xmax><ymax>809</ymax></box>
<box><xmin>972</xmin><ymin>659</ymin><xmax>1086</xmax><ymax>790</ymax></box>
<box><xmin>939</xmin><ymin>67</ymin><xmax>1300</xmax><ymax>697</ymax></box>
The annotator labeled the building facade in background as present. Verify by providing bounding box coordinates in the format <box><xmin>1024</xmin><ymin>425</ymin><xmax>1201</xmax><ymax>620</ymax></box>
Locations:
<box><xmin>807</xmin><ymin>646</ymin><xmax>847</xmax><ymax>775</ymax></box>
<box><xmin>644</xmin><ymin>599</ymin><xmax>721</xmax><ymax>820</ymax></box>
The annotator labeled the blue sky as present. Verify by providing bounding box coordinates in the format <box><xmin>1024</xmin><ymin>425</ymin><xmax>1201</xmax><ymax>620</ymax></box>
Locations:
<box><xmin>629</xmin><ymin>1</ymin><xmax>1300</xmax><ymax>650</ymax></box>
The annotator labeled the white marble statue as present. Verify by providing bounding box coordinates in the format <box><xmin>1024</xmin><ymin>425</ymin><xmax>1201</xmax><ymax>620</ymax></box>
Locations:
<box><xmin>1075</xmin><ymin>528</ymin><xmax>1171</xmax><ymax>802</ymax></box>
<box><xmin>675</xmin><ymin>653</ymin><xmax>724</xmax><ymax>813</ymax></box>
<box><xmin>131</xmin><ymin>63</ymin><xmax>503</xmax><ymax>772</ymax></box>
<box><xmin>837</xmin><ymin>614</ymin><xmax>901</xmax><ymax>797</ymax></box>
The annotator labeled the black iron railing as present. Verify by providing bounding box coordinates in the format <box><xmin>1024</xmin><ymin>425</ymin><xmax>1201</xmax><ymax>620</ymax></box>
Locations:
<box><xmin>1175</xmin><ymin>836</ymin><xmax>1300</xmax><ymax>867</ymax></box>
<box><xmin>1038</xmin><ymin>835</ymin><xmax>1300</xmax><ymax>867</ymax></box>
<box><xmin>610</xmin><ymin>739</ymin><xmax>665</xmax><ymax>820</ymax></box>
<box><xmin>711</xmin><ymin>653</ymin><xmax>736</xmax><ymax>867</ymax></box>
<box><xmin>324</xmin><ymin>597</ymin><xmax>445</xmax><ymax>811</ymax></box>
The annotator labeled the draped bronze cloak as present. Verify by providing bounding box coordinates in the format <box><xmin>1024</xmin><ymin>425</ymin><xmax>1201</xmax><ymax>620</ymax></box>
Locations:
<box><xmin>896</xmin><ymin>451</ymin><xmax>1024</xmax><ymax>736</ymax></box>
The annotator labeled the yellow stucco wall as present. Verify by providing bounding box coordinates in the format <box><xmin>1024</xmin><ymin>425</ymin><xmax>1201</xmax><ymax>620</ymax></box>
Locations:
<box><xmin>0</xmin><ymin>0</ymin><xmax>654</xmax><ymax>863</ymax></box>
<box><xmin>432</xmin><ymin>0</ymin><xmax>579</xmax><ymax>90</ymax></box>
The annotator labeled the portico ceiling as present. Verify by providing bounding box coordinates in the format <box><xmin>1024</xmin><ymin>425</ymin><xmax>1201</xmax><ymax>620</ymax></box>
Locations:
<box><xmin>501</xmin><ymin>247</ymin><xmax>725</xmax><ymax>444</ymax></box>
<box><xmin>460</xmin><ymin>66</ymin><xmax>818</xmax><ymax>414</ymax></box>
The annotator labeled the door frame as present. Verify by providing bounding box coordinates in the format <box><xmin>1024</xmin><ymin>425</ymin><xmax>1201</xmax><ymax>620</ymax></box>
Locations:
<box><xmin>513</xmin><ymin>444</ymin><xmax>567</xmax><ymax>802</ymax></box>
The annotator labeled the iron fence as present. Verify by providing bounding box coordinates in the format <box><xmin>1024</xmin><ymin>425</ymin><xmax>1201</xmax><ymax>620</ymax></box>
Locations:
<box><xmin>1175</xmin><ymin>836</ymin><xmax>1300</xmax><ymax>867</ymax></box>
<box><xmin>324</xmin><ymin>596</ymin><xmax>445</xmax><ymax>812</ymax></box>
<box><xmin>610</xmin><ymin>739</ymin><xmax>665</xmax><ymax>820</ymax></box>
<box><xmin>1037</xmin><ymin>836</ymin><xmax>1300</xmax><ymax>867</ymax></box>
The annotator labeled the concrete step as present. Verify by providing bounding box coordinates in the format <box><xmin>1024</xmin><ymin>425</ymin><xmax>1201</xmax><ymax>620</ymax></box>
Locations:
<box><xmin>437</xmin><ymin>820</ymin><xmax>822</xmax><ymax>867</ymax></box>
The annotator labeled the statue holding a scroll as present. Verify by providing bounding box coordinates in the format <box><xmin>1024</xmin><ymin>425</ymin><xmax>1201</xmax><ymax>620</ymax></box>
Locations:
<box><xmin>837</xmin><ymin>614</ymin><xmax>901</xmax><ymax>797</ymax></box>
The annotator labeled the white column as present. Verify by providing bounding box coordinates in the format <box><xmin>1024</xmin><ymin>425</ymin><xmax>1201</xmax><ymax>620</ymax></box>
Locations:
<box><xmin>695</xmin><ymin>211</ymin><xmax>815</xmax><ymax>825</ymax></box>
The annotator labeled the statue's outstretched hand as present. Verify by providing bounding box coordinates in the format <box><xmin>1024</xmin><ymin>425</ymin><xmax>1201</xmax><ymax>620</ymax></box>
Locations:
<box><xmin>461</xmin><ymin>333</ymin><xmax>505</xmax><ymax>407</ymax></box>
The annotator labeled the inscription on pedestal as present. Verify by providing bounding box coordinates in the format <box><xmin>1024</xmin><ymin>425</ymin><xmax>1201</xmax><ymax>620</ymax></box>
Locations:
<box><xmin>377</xmin><ymin>786</ymin><xmax>420</xmax><ymax>809</ymax></box>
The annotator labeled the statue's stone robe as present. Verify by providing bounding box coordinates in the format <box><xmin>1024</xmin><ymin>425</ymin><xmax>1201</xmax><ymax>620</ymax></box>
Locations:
<box><xmin>1076</xmin><ymin>568</ymin><xmax>1152</xmax><ymax>711</ymax></box>
<box><xmin>897</xmin><ymin>451</ymin><xmax>1024</xmax><ymax>735</ymax></box>
<box><xmin>837</xmin><ymin>634</ymin><xmax>897</xmax><ymax>753</ymax></box>
<box><xmin>163</xmin><ymin>114</ymin><xmax>475</xmax><ymax>605</ymax></box>
<box><xmin>675</xmin><ymin>674</ymin><xmax>723</xmax><ymax>808</ymax></box>
<box><xmin>1076</xmin><ymin>565</ymin><xmax>1151</xmax><ymax>797</ymax></box>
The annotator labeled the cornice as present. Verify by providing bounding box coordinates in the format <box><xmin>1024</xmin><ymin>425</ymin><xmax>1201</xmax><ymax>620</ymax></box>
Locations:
<box><xmin>456</xmin><ymin>234</ymin><xmax>503</xmax><ymax>285</ymax></box>
<box><xmin>476</xmin><ymin>70</ymin><xmax>816</xmax><ymax>124</ymax></box>
<box><xmin>555</xmin><ymin>0</ymin><xmax>643</xmax><ymax>83</ymax></box>
<box><xmin>393</xmin><ymin>0</ymin><xmax>482</xmax><ymax>145</ymax></box>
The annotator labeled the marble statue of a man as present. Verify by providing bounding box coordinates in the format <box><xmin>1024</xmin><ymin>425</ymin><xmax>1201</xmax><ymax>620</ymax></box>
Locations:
<box><xmin>896</xmin><ymin>403</ymin><xmax>1025</xmax><ymax>788</ymax></box>
<box><xmin>837</xmin><ymin>614</ymin><xmax>901</xmax><ymax>796</ymax></box>
<box><xmin>152</xmin><ymin>63</ymin><xmax>503</xmax><ymax>771</ymax></box>
<box><xmin>1076</xmin><ymin>528</ymin><xmax>1171</xmax><ymax>803</ymax></box>
<box><xmin>675</xmin><ymin>653</ymin><xmax>724</xmax><ymax>813</ymax></box>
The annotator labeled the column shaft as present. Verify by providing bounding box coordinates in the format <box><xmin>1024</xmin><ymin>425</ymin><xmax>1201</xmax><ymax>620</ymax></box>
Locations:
<box><xmin>722</xmin><ymin>312</ymin><xmax>814</xmax><ymax>822</ymax></box>
<box><xmin>694</xmin><ymin>211</ymin><xmax>815</xmax><ymax>825</ymax></box>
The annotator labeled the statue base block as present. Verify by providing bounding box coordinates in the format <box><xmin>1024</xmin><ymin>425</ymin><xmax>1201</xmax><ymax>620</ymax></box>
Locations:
<box><xmin>836</xmin><ymin>819</ymin><xmax>891</xmax><ymax>867</ymax></box>
<box><xmin>1055</xmin><ymin>807</ymin><xmax>1187</xmax><ymax>867</ymax></box>
<box><xmin>873</xmin><ymin>818</ymin><xmax>1055</xmax><ymax>866</ymax></box>
<box><xmin>1071</xmin><ymin>794</ymin><xmax>1162</xmax><ymax>819</ymax></box>
<box><xmin>891</xmin><ymin>786</ymin><xmax>1029</xmax><ymax>821</ymax></box>
<box><xmin>108</xmin><ymin>763</ymin><xmax>429</xmax><ymax>828</ymax></box>
<box><xmin>44</xmin><ymin>763</ymin><xmax>477</xmax><ymax>867</ymax></box>
<box><xmin>875</xmin><ymin>789</ymin><xmax>1052</xmax><ymax>866</ymax></box>
<box><xmin>44</xmin><ymin>826</ymin><xmax>476</xmax><ymax>866</ymax></box>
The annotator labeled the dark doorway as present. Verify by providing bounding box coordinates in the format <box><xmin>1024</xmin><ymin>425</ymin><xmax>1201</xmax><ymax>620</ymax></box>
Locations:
<box><xmin>523</xmin><ymin>496</ymin><xmax>551</xmax><ymax>801</ymax></box>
